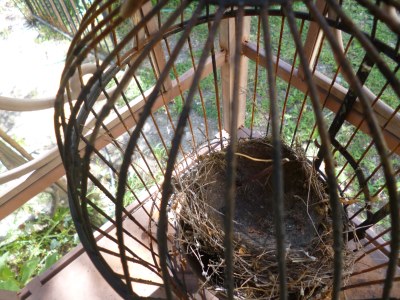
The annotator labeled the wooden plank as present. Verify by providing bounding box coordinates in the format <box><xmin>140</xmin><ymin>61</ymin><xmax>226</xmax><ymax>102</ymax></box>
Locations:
<box><xmin>0</xmin><ymin>52</ymin><xmax>225</xmax><ymax>221</ymax></box>
<box><xmin>342</xmin><ymin>242</ymin><xmax>400</xmax><ymax>299</ymax></box>
<box><xmin>0</xmin><ymin>290</ymin><xmax>19</xmax><ymax>300</ymax></box>
<box><xmin>18</xmin><ymin>164</ymin><xmax>400</xmax><ymax>299</ymax></box>
<box><xmin>18</xmin><ymin>192</ymin><xmax>220</xmax><ymax>299</ymax></box>
<box><xmin>0</xmin><ymin>148</ymin><xmax>59</xmax><ymax>185</ymax></box>
<box><xmin>219</xmin><ymin>16</ymin><xmax>250</xmax><ymax>132</ymax></box>
<box><xmin>297</xmin><ymin>0</ymin><xmax>326</xmax><ymax>79</ymax></box>
<box><xmin>220</xmin><ymin>17</ymin><xmax>235</xmax><ymax>132</ymax></box>
<box><xmin>242</xmin><ymin>41</ymin><xmax>400</xmax><ymax>156</ymax></box>
<box><xmin>139</xmin><ymin>1</ymin><xmax>172</xmax><ymax>92</ymax></box>
<box><xmin>0</xmin><ymin>150</ymin><xmax>64</xmax><ymax>220</ymax></box>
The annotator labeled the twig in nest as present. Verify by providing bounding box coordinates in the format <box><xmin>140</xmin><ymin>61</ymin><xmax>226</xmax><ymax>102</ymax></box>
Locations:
<box><xmin>234</xmin><ymin>152</ymin><xmax>289</xmax><ymax>163</ymax></box>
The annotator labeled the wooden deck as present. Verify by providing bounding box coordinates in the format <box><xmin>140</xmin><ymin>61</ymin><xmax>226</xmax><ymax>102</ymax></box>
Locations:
<box><xmin>10</xmin><ymin>131</ymin><xmax>400</xmax><ymax>300</ymax></box>
<box><xmin>14</xmin><ymin>237</ymin><xmax>400</xmax><ymax>299</ymax></box>
<box><xmin>0</xmin><ymin>131</ymin><xmax>397</xmax><ymax>300</ymax></box>
<box><xmin>12</xmin><ymin>200</ymin><xmax>400</xmax><ymax>300</ymax></box>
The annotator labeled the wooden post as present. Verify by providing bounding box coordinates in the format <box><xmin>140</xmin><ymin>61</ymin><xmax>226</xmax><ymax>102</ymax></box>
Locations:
<box><xmin>220</xmin><ymin>16</ymin><xmax>250</xmax><ymax>133</ymax></box>
<box><xmin>136</xmin><ymin>1</ymin><xmax>172</xmax><ymax>92</ymax></box>
<box><xmin>298</xmin><ymin>0</ymin><xmax>327</xmax><ymax>79</ymax></box>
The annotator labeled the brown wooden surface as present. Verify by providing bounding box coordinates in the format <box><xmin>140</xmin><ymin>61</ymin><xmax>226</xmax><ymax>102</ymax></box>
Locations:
<box><xmin>298</xmin><ymin>0</ymin><xmax>326</xmax><ymax>79</ymax></box>
<box><xmin>141</xmin><ymin>0</ymin><xmax>172</xmax><ymax>92</ymax></box>
<box><xmin>220</xmin><ymin>17</ymin><xmax>250</xmax><ymax>132</ymax></box>
<box><xmin>0</xmin><ymin>290</ymin><xmax>19</xmax><ymax>300</ymax></box>
<box><xmin>341</xmin><ymin>243</ymin><xmax>400</xmax><ymax>299</ymax></box>
<box><xmin>18</xmin><ymin>202</ymin><xmax>400</xmax><ymax>299</ymax></box>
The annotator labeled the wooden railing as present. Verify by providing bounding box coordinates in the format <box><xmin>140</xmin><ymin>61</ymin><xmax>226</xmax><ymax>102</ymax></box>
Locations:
<box><xmin>23</xmin><ymin>0</ymin><xmax>86</xmax><ymax>37</ymax></box>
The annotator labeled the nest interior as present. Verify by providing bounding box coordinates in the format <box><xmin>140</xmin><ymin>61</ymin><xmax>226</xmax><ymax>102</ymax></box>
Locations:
<box><xmin>173</xmin><ymin>138</ymin><xmax>353</xmax><ymax>299</ymax></box>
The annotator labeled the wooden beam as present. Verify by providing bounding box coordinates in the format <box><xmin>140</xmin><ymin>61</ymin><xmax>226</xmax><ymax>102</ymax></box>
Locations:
<box><xmin>0</xmin><ymin>290</ymin><xmax>19</xmax><ymax>300</ymax></box>
<box><xmin>219</xmin><ymin>16</ymin><xmax>250</xmax><ymax>132</ymax></box>
<box><xmin>138</xmin><ymin>1</ymin><xmax>172</xmax><ymax>92</ymax></box>
<box><xmin>298</xmin><ymin>0</ymin><xmax>326</xmax><ymax>79</ymax></box>
<box><xmin>242</xmin><ymin>41</ymin><xmax>400</xmax><ymax>156</ymax></box>
<box><xmin>0</xmin><ymin>52</ymin><xmax>225</xmax><ymax>221</ymax></box>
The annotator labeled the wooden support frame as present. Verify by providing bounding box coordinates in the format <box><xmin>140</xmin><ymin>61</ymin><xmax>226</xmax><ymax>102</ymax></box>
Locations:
<box><xmin>0</xmin><ymin>51</ymin><xmax>225</xmax><ymax>221</ymax></box>
<box><xmin>219</xmin><ymin>16</ymin><xmax>251</xmax><ymax>132</ymax></box>
<box><xmin>298</xmin><ymin>0</ymin><xmax>327</xmax><ymax>79</ymax></box>
<box><xmin>242</xmin><ymin>41</ymin><xmax>400</xmax><ymax>156</ymax></box>
<box><xmin>138</xmin><ymin>1</ymin><xmax>172</xmax><ymax>92</ymax></box>
<box><xmin>2</xmin><ymin>41</ymin><xmax>400</xmax><ymax>220</ymax></box>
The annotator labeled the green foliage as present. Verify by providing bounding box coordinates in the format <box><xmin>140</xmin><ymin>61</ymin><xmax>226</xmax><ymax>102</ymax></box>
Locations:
<box><xmin>20</xmin><ymin>258</ymin><xmax>40</xmax><ymax>285</ymax></box>
<box><xmin>123</xmin><ymin>144</ymin><xmax>165</xmax><ymax>206</ymax></box>
<box><xmin>170</xmin><ymin>96</ymin><xmax>184</xmax><ymax>115</ymax></box>
<box><xmin>0</xmin><ymin>253</ymin><xmax>20</xmax><ymax>291</ymax></box>
<box><xmin>0</xmin><ymin>207</ymin><xmax>78</xmax><ymax>291</ymax></box>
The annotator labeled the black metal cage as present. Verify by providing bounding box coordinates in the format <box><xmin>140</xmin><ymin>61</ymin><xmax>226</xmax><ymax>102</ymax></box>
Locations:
<box><xmin>55</xmin><ymin>0</ymin><xmax>400</xmax><ymax>298</ymax></box>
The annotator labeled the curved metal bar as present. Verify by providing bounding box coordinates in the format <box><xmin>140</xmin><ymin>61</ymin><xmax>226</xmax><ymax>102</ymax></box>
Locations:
<box><xmin>114</xmin><ymin>3</ymin><xmax>195</xmax><ymax>296</ymax></box>
<box><xmin>111</xmin><ymin>1</ymin><xmax>204</xmax><ymax>298</ymax></box>
<box><xmin>330</xmin><ymin>138</ymin><xmax>373</xmax><ymax>238</ymax></box>
<box><xmin>221</xmin><ymin>6</ymin><xmax>245</xmax><ymax>299</ymax></box>
<box><xmin>79</xmin><ymin>0</ymin><xmax>176</xmax><ymax>168</ymax></box>
<box><xmin>307</xmin><ymin>1</ymin><xmax>399</xmax><ymax>298</ymax></box>
<box><xmin>55</xmin><ymin>1</ymin><xmax>172</xmax><ymax>298</ymax></box>
<box><xmin>261</xmin><ymin>4</ymin><xmax>288</xmax><ymax>299</ymax></box>
<box><xmin>285</xmin><ymin>2</ymin><xmax>343</xmax><ymax>299</ymax></box>
<box><xmin>355</xmin><ymin>0</ymin><xmax>400</xmax><ymax>36</ymax></box>
<box><xmin>315</xmin><ymin>53</ymin><xmax>376</xmax><ymax>169</ymax></box>
<box><xmin>157</xmin><ymin>4</ymin><xmax>226</xmax><ymax>298</ymax></box>
<box><xmin>325</xmin><ymin>0</ymin><xmax>400</xmax><ymax>102</ymax></box>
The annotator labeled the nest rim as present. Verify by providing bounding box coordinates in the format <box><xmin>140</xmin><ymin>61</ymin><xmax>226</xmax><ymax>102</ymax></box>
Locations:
<box><xmin>172</xmin><ymin>137</ymin><xmax>356</xmax><ymax>299</ymax></box>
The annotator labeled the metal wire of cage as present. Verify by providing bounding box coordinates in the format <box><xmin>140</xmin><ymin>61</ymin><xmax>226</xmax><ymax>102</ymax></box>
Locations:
<box><xmin>54</xmin><ymin>0</ymin><xmax>400</xmax><ymax>298</ymax></box>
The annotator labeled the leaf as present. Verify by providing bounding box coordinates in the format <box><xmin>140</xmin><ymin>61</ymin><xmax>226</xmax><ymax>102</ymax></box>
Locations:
<box><xmin>0</xmin><ymin>252</ymin><xmax>9</xmax><ymax>270</ymax></box>
<box><xmin>0</xmin><ymin>253</ymin><xmax>14</xmax><ymax>281</ymax></box>
<box><xmin>0</xmin><ymin>264</ymin><xmax>14</xmax><ymax>280</ymax></box>
<box><xmin>50</xmin><ymin>239</ymin><xmax>59</xmax><ymax>250</ymax></box>
<box><xmin>20</xmin><ymin>258</ymin><xmax>40</xmax><ymax>285</ymax></box>
<box><xmin>0</xmin><ymin>279</ymin><xmax>20</xmax><ymax>291</ymax></box>
<box><xmin>43</xmin><ymin>253</ymin><xmax>58</xmax><ymax>271</ymax></box>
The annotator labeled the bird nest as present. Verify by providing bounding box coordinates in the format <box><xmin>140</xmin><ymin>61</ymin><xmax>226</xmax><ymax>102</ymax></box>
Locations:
<box><xmin>172</xmin><ymin>138</ymin><xmax>355</xmax><ymax>299</ymax></box>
